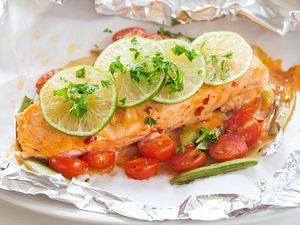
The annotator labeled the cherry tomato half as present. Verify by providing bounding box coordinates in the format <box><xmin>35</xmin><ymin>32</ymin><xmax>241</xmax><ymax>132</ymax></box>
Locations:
<box><xmin>209</xmin><ymin>134</ymin><xmax>248</xmax><ymax>162</ymax></box>
<box><xmin>169</xmin><ymin>145</ymin><xmax>206</xmax><ymax>172</ymax></box>
<box><xmin>49</xmin><ymin>156</ymin><xmax>87</xmax><ymax>179</ymax></box>
<box><xmin>224</xmin><ymin>112</ymin><xmax>261</xmax><ymax>146</ymax></box>
<box><xmin>145</xmin><ymin>34</ymin><xmax>168</xmax><ymax>40</ymax></box>
<box><xmin>35</xmin><ymin>68</ymin><xmax>63</xmax><ymax>93</ymax></box>
<box><xmin>125</xmin><ymin>157</ymin><xmax>159</xmax><ymax>180</ymax></box>
<box><xmin>112</xmin><ymin>27</ymin><xmax>147</xmax><ymax>42</ymax></box>
<box><xmin>137</xmin><ymin>135</ymin><xmax>176</xmax><ymax>161</ymax></box>
<box><xmin>82</xmin><ymin>150</ymin><xmax>115</xmax><ymax>170</ymax></box>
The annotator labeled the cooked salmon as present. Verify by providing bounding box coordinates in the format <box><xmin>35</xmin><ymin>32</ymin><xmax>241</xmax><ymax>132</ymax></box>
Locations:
<box><xmin>16</xmin><ymin>56</ymin><xmax>269</xmax><ymax>158</ymax></box>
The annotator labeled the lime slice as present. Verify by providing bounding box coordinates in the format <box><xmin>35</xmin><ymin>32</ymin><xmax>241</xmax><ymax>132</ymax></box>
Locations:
<box><xmin>40</xmin><ymin>66</ymin><xmax>117</xmax><ymax>136</ymax></box>
<box><xmin>94</xmin><ymin>37</ymin><xmax>166</xmax><ymax>107</ymax></box>
<box><xmin>153</xmin><ymin>39</ymin><xmax>205</xmax><ymax>104</ymax></box>
<box><xmin>191</xmin><ymin>31</ymin><xmax>253</xmax><ymax>85</ymax></box>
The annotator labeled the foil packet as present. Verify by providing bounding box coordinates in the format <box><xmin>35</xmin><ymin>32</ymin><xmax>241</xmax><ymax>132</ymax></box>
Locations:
<box><xmin>94</xmin><ymin>0</ymin><xmax>300</xmax><ymax>35</ymax></box>
<box><xmin>1</xmin><ymin>145</ymin><xmax>300</xmax><ymax>221</ymax></box>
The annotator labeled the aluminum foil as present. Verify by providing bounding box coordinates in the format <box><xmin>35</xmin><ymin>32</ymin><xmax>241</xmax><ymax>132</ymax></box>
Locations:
<box><xmin>1</xmin><ymin>140</ymin><xmax>300</xmax><ymax>221</ymax></box>
<box><xmin>95</xmin><ymin>0</ymin><xmax>300</xmax><ymax>35</ymax></box>
<box><xmin>0</xmin><ymin>0</ymin><xmax>7</xmax><ymax>25</ymax></box>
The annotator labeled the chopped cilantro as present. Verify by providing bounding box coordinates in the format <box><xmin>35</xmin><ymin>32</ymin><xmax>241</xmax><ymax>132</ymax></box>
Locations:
<box><xmin>171</xmin><ymin>44</ymin><xmax>198</xmax><ymax>62</ymax></box>
<box><xmin>103</xmin><ymin>28</ymin><xmax>112</xmax><ymax>33</ymax></box>
<box><xmin>195</xmin><ymin>128</ymin><xmax>220</xmax><ymax>150</ymax></box>
<box><xmin>157</xmin><ymin>26</ymin><xmax>173</xmax><ymax>37</ymax></box>
<box><xmin>223</xmin><ymin>50</ymin><xmax>233</xmax><ymax>59</ymax></box>
<box><xmin>176</xmin><ymin>145</ymin><xmax>185</xmax><ymax>154</ymax></box>
<box><xmin>209</xmin><ymin>73</ymin><xmax>217</xmax><ymax>81</ymax></box>
<box><xmin>129</xmin><ymin>47</ymin><xmax>140</xmax><ymax>59</ymax></box>
<box><xmin>209</xmin><ymin>54</ymin><xmax>218</xmax><ymax>66</ymax></box>
<box><xmin>220</xmin><ymin>60</ymin><xmax>230</xmax><ymax>80</ymax></box>
<box><xmin>198</xmin><ymin>69</ymin><xmax>203</xmax><ymax>75</ymax></box>
<box><xmin>101</xmin><ymin>79</ymin><xmax>112</xmax><ymax>88</ymax></box>
<box><xmin>75</xmin><ymin>67</ymin><xmax>86</xmax><ymax>78</ymax></box>
<box><xmin>144</xmin><ymin>116</ymin><xmax>156</xmax><ymax>127</ymax></box>
<box><xmin>109</xmin><ymin>56</ymin><xmax>126</xmax><ymax>75</ymax></box>
<box><xmin>53</xmin><ymin>81</ymin><xmax>99</xmax><ymax>118</ymax></box>
<box><xmin>120</xmin><ymin>97</ymin><xmax>126</xmax><ymax>106</ymax></box>
<box><xmin>131</xmin><ymin>36</ymin><xmax>138</xmax><ymax>44</ymax></box>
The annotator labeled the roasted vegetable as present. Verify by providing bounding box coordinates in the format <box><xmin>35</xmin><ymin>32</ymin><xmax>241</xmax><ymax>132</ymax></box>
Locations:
<box><xmin>170</xmin><ymin>157</ymin><xmax>258</xmax><ymax>185</ymax></box>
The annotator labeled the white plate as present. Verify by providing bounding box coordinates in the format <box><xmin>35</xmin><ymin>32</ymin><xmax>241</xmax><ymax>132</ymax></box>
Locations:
<box><xmin>1</xmin><ymin>0</ymin><xmax>300</xmax><ymax>224</ymax></box>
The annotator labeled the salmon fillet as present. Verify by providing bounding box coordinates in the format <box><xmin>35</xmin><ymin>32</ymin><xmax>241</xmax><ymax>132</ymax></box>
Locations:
<box><xmin>16</xmin><ymin>56</ymin><xmax>269</xmax><ymax>158</ymax></box>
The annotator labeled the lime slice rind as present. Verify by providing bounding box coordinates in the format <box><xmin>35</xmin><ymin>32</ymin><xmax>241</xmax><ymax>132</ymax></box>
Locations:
<box><xmin>94</xmin><ymin>37</ymin><xmax>166</xmax><ymax>107</ymax></box>
<box><xmin>153</xmin><ymin>39</ymin><xmax>206</xmax><ymax>104</ymax></box>
<box><xmin>39</xmin><ymin>66</ymin><xmax>117</xmax><ymax>137</ymax></box>
<box><xmin>191</xmin><ymin>31</ymin><xmax>253</xmax><ymax>86</ymax></box>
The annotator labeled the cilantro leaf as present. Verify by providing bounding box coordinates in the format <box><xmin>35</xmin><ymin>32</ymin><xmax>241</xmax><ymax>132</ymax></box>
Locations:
<box><xmin>109</xmin><ymin>56</ymin><xmax>126</xmax><ymax>75</ymax></box>
<box><xmin>220</xmin><ymin>60</ymin><xmax>230</xmax><ymax>80</ymax></box>
<box><xmin>195</xmin><ymin>127</ymin><xmax>220</xmax><ymax>150</ymax></box>
<box><xmin>75</xmin><ymin>67</ymin><xmax>86</xmax><ymax>78</ymax></box>
<box><xmin>103</xmin><ymin>28</ymin><xmax>112</xmax><ymax>33</ymax></box>
<box><xmin>129</xmin><ymin>47</ymin><xmax>140</xmax><ymax>59</ymax></box>
<box><xmin>131</xmin><ymin>37</ymin><xmax>138</xmax><ymax>44</ymax></box>
<box><xmin>171</xmin><ymin>44</ymin><xmax>198</xmax><ymax>62</ymax></box>
<box><xmin>53</xmin><ymin>87</ymin><xmax>68</xmax><ymax>99</ymax></box>
<box><xmin>101</xmin><ymin>79</ymin><xmax>112</xmax><ymax>88</ymax></box>
<box><xmin>120</xmin><ymin>97</ymin><xmax>126</xmax><ymax>106</ymax></box>
<box><xmin>53</xmin><ymin>80</ymin><xmax>100</xmax><ymax>118</ymax></box>
<box><xmin>144</xmin><ymin>116</ymin><xmax>156</xmax><ymax>127</ymax></box>
<box><xmin>157</xmin><ymin>26</ymin><xmax>173</xmax><ymax>37</ymax></box>
<box><xmin>209</xmin><ymin>73</ymin><xmax>217</xmax><ymax>81</ymax></box>
<box><xmin>69</xmin><ymin>96</ymin><xmax>88</xmax><ymax>118</ymax></box>
<box><xmin>223</xmin><ymin>50</ymin><xmax>233</xmax><ymax>59</ymax></box>
<box><xmin>209</xmin><ymin>54</ymin><xmax>218</xmax><ymax>66</ymax></box>
<box><xmin>176</xmin><ymin>145</ymin><xmax>185</xmax><ymax>154</ymax></box>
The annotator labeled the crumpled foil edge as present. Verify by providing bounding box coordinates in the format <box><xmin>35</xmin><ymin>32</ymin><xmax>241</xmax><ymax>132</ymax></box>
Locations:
<box><xmin>94</xmin><ymin>0</ymin><xmax>300</xmax><ymax>35</ymax></box>
<box><xmin>1</xmin><ymin>143</ymin><xmax>300</xmax><ymax>221</ymax></box>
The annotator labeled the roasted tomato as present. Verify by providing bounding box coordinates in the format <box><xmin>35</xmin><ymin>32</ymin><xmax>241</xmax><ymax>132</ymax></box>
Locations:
<box><xmin>35</xmin><ymin>68</ymin><xmax>62</xmax><ymax>93</ymax></box>
<box><xmin>169</xmin><ymin>145</ymin><xmax>206</xmax><ymax>172</ymax></box>
<box><xmin>125</xmin><ymin>157</ymin><xmax>159</xmax><ymax>180</ymax></box>
<box><xmin>112</xmin><ymin>27</ymin><xmax>147</xmax><ymax>42</ymax></box>
<box><xmin>224</xmin><ymin>112</ymin><xmax>261</xmax><ymax>146</ymax></box>
<box><xmin>49</xmin><ymin>156</ymin><xmax>87</xmax><ymax>179</ymax></box>
<box><xmin>82</xmin><ymin>150</ymin><xmax>115</xmax><ymax>170</ymax></box>
<box><xmin>209</xmin><ymin>134</ymin><xmax>248</xmax><ymax>162</ymax></box>
<box><xmin>137</xmin><ymin>135</ymin><xmax>176</xmax><ymax>161</ymax></box>
<box><xmin>145</xmin><ymin>34</ymin><xmax>168</xmax><ymax>40</ymax></box>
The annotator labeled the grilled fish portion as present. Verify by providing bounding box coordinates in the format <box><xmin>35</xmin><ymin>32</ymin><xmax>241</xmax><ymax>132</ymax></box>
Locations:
<box><xmin>17</xmin><ymin>56</ymin><xmax>268</xmax><ymax>158</ymax></box>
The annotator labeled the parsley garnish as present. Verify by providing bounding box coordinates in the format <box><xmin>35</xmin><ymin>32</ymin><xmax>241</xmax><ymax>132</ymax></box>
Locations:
<box><xmin>222</xmin><ymin>50</ymin><xmax>233</xmax><ymax>59</ymax></box>
<box><xmin>209</xmin><ymin>54</ymin><xmax>218</xmax><ymax>66</ymax></box>
<box><xmin>129</xmin><ymin>47</ymin><xmax>140</xmax><ymax>59</ymax></box>
<box><xmin>103</xmin><ymin>28</ymin><xmax>112</xmax><ymax>33</ymax></box>
<box><xmin>101</xmin><ymin>79</ymin><xmax>112</xmax><ymax>88</ymax></box>
<box><xmin>53</xmin><ymin>81</ymin><xmax>99</xmax><ymax>118</ymax></box>
<box><xmin>176</xmin><ymin>145</ymin><xmax>185</xmax><ymax>154</ymax></box>
<box><xmin>109</xmin><ymin>56</ymin><xmax>126</xmax><ymax>75</ymax></box>
<box><xmin>198</xmin><ymin>69</ymin><xmax>203</xmax><ymax>75</ymax></box>
<box><xmin>171</xmin><ymin>44</ymin><xmax>198</xmax><ymax>62</ymax></box>
<box><xmin>144</xmin><ymin>116</ymin><xmax>156</xmax><ymax>127</ymax></box>
<box><xmin>75</xmin><ymin>67</ymin><xmax>86</xmax><ymax>78</ymax></box>
<box><xmin>195</xmin><ymin>128</ymin><xmax>220</xmax><ymax>150</ymax></box>
<box><xmin>220</xmin><ymin>60</ymin><xmax>230</xmax><ymax>80</ymax></box>
<box><xmin>120</xmin><ymin>97</ymin><xmax>126</xmax><ymax>106</ymax></box>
